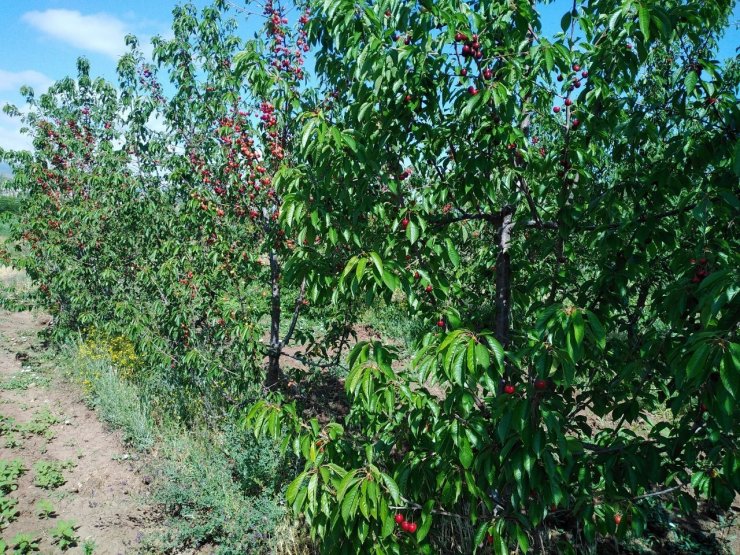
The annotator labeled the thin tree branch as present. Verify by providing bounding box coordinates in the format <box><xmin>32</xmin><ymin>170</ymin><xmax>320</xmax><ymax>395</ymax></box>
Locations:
<box><xmin>282</xmin><ymin>277</ymin><xmax>307</xmax><ymax>347</ymax></box>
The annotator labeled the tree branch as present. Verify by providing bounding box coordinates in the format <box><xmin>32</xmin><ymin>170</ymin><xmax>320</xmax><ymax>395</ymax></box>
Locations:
<box><xmin>282</xmin><ymin>277</ymin><xmax>307</xmax><ymax>347</ymax></box>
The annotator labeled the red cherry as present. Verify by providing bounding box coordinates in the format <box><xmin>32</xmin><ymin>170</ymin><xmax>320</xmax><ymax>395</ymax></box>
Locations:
<box><xmin>564</xmin><ymin>98</ymin><xmax>573</xmax><ymax>106</ymax></box>
<box><xmin>534</xmin><ymin>379</ymin><xmax>547</xmax><ymax>391</ymax></box>
<box><xmin>572</xmin><ymin>118</ymin><xmax>580</xmax><ymax>128</ymax></box>
<box><xmin>557</xmin><ymin>74</ymin><xmax>564</xmax><ymax>82</ymax></box>
<box><xmin>460</xmin><ymin>68</ymin><xmax>468</xmax><ymax>77</ymax></box>
<box><xmin>407</xmin><ymin>522</ymin><xmax>417</xmax><ymax>533</ymax></box>
<box><xmin>504</xmin><ymin>384</ymin><xmax>515</xmax><ymax>394</ymax></box>
<box><xmin>468</xmin><ymin>86</ymin><xmax>479</xmax><ymax>96</ymax></box>
<box><xmin>385</xmin><ymin>10</ymin><xmax>391</xmax><ymax>17</ymax></box>
<box><xmin>437</xmin><ymin>319</ymin><xmax>445</xmax><ymax>328</ymax></box>
<box><xmin>483</xmin><ymin>68</ymin><xmax>492</xmax><ymax>79</ymax></box>
<box><xmin>572</xmin><ymin>63</ymin><xmax>581</xmax><ymax>71</ymax></box>
<box><xmin>401</xmin><ymin>218</ymin><xmax>409</xmax><ymax>229</ymax></box>
<box><xmin>626</xmin><ymin>43</ymin><xmax>633</xmax><ymax>50</ymax></box>
<box><xmin>699</xmin><ymin>258</ymin><xmax>707</xmax><ymax>264</ymax></box>
<box><xmin>401</xmin><ymin>520</ymin><xmax>411</xmax><ymax>532</ymax></box>
<box><xmin>614</xmin><ymin>514</ymin><xmax>622</xmax><ymax>525</ymax></box>
<box><xmin>574</xmin><ymin>80</ymin><xmax>582</xmax><ymax>88</ymax></box>
<box><xmin>425</xmin><ymin>285</ymin><xmax>433</xmax><ymax>293</ymax></box>
<box><xmin>404</xmin><ymin>94</ymin><xmax>412</xmax><ymax>104</ymax></box>
<box><xmin>581</xmin><ymin>70</ymin><xmax>588</xmax><ymax>78</ymax></box>
<box><xmin>487</xmin><ymin>533</ymin><xmax>494</xmax><ymax>544</ymax></box>
<box><xmin>455</xmin><ymin>31</ymin><xmax>466</xmax><ymax>42</ymax></box>
<box><xmin>394</xmin><ymin>513</ymin><xmax>405</xmax><ymax>524</ymax></box>
<box><xmin>539</xmin><ymin>147</ymin><xmax>546</xmax><ymax>157</ymax></box>
<box><xmin>414</xmin><ymin>271</ymin><xmax>421</xmax><ymax>280</ymax></box>
<box><xmin>553</xmin><ymin>106</ymin><xmax>561</xmax><ymax>113</ymax></box>
<box><xmin>691</xmin><ymin>276</ymin><xmax>701</xmax><ymax>283</ymax></box>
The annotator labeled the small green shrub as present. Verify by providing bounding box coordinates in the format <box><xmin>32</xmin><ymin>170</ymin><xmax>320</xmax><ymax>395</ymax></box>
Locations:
<box><xmin>65</xmin><ymin>349</ymin><xmax>153</xmax><ymax>451</ymax></box>
<box><xmin>34</xmin><ymin>499</ymin><xmax>55</xmax><ymax>519</ymax></box>
<box><xmin>51</xmin><ymin>520</ymin><xmax>79</xmax><ymax>551</ymax></box>
<box><xmin>148</xmin><ymin>425</ymin><xmax>288</xmax><ymax>554</ymax></box>
<box><xmin>81</xmin><ymin>539</ymin><xmax>96</xmax><ymax>554</ymax></box>
<box><xmin>32</xmin><ymin>461</ymin><xmax>73</xmax><ymax>490</ymax></box>
<box><xmin>0</xmin><ymin>460</ymin><xmax>25</xmax><ymax>494</ymax></box>
<box><xmin>3</xmin><ymin>434</ymin><xmax>20</xmax><ymax>449</ymax></box>
<box><xmin>18</xmin><ymin>409</ymin><xmax>58</xmax><ymax>437</ymax></box>
<box><xmin>8</xmin><ymin>533</ymin><xmax>40</xmax><ymax>554</ymax></box>
<box><xmin>0</xmin><ymin>495</ymin><xmax>19</xmax><ymax>528</ymax></box>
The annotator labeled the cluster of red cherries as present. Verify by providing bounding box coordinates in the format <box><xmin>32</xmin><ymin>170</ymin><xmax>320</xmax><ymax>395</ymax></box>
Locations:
<box><xmin>394</xmin><ymin>513</ymin><xmax>417</xmax><ymax>534</ymax></box>
<box><xmin>690</xmin><ymin>257</ymin><xmax>710</xmax><ymax>283</ymax></box>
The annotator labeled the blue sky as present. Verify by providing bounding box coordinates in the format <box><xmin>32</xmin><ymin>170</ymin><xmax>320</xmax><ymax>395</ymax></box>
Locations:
<box><xmin>0</xmin><ymin>0</ymin><xmax>737</xmax><ymax>157</ymax></box>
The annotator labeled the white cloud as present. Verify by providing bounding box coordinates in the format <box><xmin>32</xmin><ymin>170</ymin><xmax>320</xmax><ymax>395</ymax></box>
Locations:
<box><xmin>0</xmin><ymin>107</ymin><xmax>32</xmax><ymax>152</ymax></box>
<box><xmin>0</xmin><ymin>69</ymin><xmax>53</xmax><ymax>94</ymax></box>
<box><xmin>22</xmin><ymin>9</ymin><xmax>133</xmax><ymax>60</ymax></box>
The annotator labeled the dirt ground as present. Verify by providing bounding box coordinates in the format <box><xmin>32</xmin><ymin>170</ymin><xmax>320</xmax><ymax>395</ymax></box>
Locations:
<box><xmin>0</xmin><ymin>309</ymin><xmax>155</xmax><ymax>554</ymax></box>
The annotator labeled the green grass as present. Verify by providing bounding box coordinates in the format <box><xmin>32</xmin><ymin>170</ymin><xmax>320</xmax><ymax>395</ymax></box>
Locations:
<box><xmin>0</xmin><ymin>195</ymin><xmax>21</xmax><ymax>214</ymax></box>
<box><xmin>62</xmin><ymin>341</ymin><xmax>310</xmax><ymax>555</ymax></box>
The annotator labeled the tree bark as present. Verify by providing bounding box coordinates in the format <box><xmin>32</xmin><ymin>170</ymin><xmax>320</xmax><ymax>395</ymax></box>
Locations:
<box><xmin>265</xmin><ymin>250</ymin><xmax>282</xmax><ymax>389</ymax></box>
<box><xmin>494</xmin><ymin>205</ymin><xmax>515</xmax><ymax>350</ymax></box>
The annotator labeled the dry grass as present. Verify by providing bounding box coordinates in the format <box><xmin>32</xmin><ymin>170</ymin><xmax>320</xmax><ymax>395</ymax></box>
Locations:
<box><xmin>0</xmin><ymin>265</ymin><xmax>30</xmax><ymax>290</ymax></box>
<box><xmin>272</xmin><ymin>518</ymin><xmax>318</xmax><ymax>555</ymax></box>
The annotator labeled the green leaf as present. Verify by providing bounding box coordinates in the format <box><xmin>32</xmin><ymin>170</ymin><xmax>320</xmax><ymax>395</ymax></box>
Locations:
<box><xmin>341</xmin><ymin>484</ymin><xmax>360</xmax><ymax>522</ymax></box>
<box><xmin>572</xmin><ymin>312</ymin><xmax>585</xmax><ymax>348</ymax></box>
<box><xmin>459</xmin><ymin>435</ymin><xmax>474</xmax><ymax>469</ymax></box>
<box><xmin>417</xmin><ymin>499</ymin><xmax>435</xmax><ymax>541</ymax></box>
<box><xmin>445</xmin><ymin>238</ymin><xmax>460</xmax><ymax>267</ymax></box>
<box><xmin>355</xmin><ymin>257</ymin><xmax>367</xmax><ymax>281</ymax></box>
<box><xmin>638</xmin><ymin>4</ymin><xmax>651</xmax><ymax>41</ymax></box>
<box><xmin>369</xmin><ymin>251</ymin><xmax>384</xmax><ymax>276</ymax></box>
<box><xmin>336</xmin><ymin>469</ymin><xmax>359</xmax><ymax>502</ymax></box>
<box><xmin>585</xmin><ymin>311</ymin><xmax>606</xmax><ymax>350</ymax></box>
<box><xmin>488</xmin><ymin>338</ymin><xmax>505</xmax><ymax>370</ymax></box>
<box><xmin>301</xmin><ymin>119</ymin><xmax>317</xmax><ymax>151</ymax></box>
<box><xmin>379</xmin><ymin>472</ymin><xmax>401</xmax><ymax>503</ymax></box>
<box><xmin>686</xmin><ymin>343</ymin><xmax>709</xmax><ymax>381</ymax></box>
<box><xmin>382</xmin><ymin>270</ymin><xmax>399</xmax><ymax>292</ymax></box>
<box><xmin>720</xmin><ymin>345</ymin><xmax>739</xmax><ymax>398</ymax></box>
<box><xmin>685</xmin><ymin>70</ymin><xmax>699</xmax><ymax>95</ymax></box>
<box><xmin>466</xmin><ymin>338</ymin><xmax>476</xmax><ymax>374</ymax></box>
<box><xmin>406</xmin><ymin>219</ymin><xmax>419</xmax><ymax>244</ymax></box>
<box><xmin>475</xmin><ymin>342</ymin><xmax>490</xmax><ymax>371</ymax></box>
<box><xmin>544</xmin><ymin>46</ymin><xmax>554</xmax><ymax>73</ymax></box>
<box><xmin>286</xmin><ymin>472</ymin><xmax>306</xmax><ymax>503</ymax></box>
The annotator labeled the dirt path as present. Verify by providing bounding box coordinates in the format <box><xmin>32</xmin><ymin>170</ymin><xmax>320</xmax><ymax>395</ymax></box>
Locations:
<box><xmin>0</xmin><ymin>309</ymin><xmax>155</xmax><ymax>554</ymax></box>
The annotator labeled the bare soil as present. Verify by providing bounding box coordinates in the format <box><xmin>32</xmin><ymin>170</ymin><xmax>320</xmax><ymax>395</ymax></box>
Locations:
<box><xmin>0</xmin><ymin>309</ymin><xmax>156</xmax><ymax>554</ymax></box>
